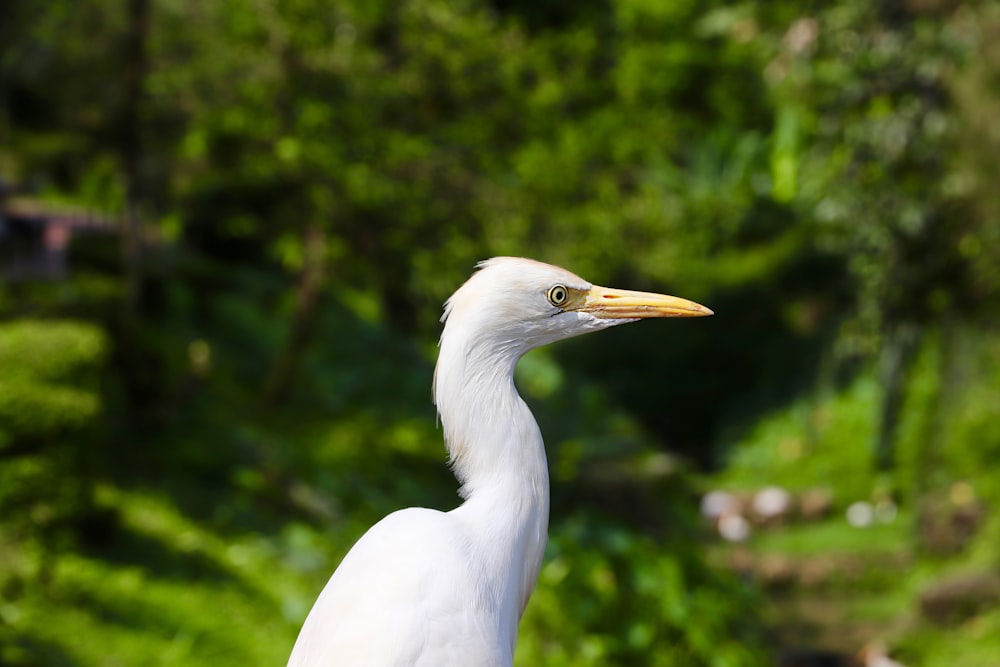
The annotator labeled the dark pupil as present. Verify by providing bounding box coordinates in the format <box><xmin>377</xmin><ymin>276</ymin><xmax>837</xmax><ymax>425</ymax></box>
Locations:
<box><xmin>551</xmin><ymin>287</ymin><xmax>565</xmax><ymax>304</ymax></box>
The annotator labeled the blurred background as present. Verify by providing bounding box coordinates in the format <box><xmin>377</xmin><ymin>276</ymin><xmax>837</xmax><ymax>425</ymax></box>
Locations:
<box><xmin>1</xmin><ymin>0</ymin><xmax>999</xmax><ymax>665</ymax></box>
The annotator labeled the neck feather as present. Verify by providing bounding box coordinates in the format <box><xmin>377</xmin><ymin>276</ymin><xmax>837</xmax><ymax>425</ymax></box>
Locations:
<box><xmin>433</xmin><ymin>323</ymin><xmax>550</xmax><ymax>623</ymax></box>
<box><xmin>434</xmin><ymin>328</ymin><xmax>548</xmax><ymax>497</ymax></box>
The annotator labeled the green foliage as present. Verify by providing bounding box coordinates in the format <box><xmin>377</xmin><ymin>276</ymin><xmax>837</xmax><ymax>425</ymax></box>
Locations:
<box><xmin>520</xmin><ymin>516</ymin><xmax>764</xmax><ymax>667</ymax></box>
<box><xmin>902</xmin><ymin>326</ymin><xmax>1000</xmax><ymax>520</ymax></box>
<box><xmin>717</xmin><ymin>325</ymin><xmax>1000</xmax><ymax>664</ymax></box>
<box><xmin>0</xmin><ymin>486</ymin><xmax>304</xmax><ymax>666</ymax></box>
<box><xmin>896</xmin><ymin>606</ymin><xmax>1000</xmax><ymax>667</ymax></box>
<box><xmin>767</xmin><ymin>1</ymin><xmax>972</xmax><ymax>340</ymax></box>
<box><xmin>0</xmin><ymin>320</ymin><xmax>106</xmax><ymax>382</ymax></box>
<box><xmin>0</xmin><ymin>382</ymin><xmax>99</xmax><ymax>440</ymax></box>
<box><xmin>0</xmin><ymin>319</ymin><xmax>111</xmax><ymax>662</ymax></box>
<box><xmin>2</xmin><ymin>0</ymin><xmax>1000</xmax><ymax>665</ymax></box>
<box><xmin>0</xmin><ymin>320</ymin><xmax>106</xmax><ymax>441</ymax></box>
<box><xmin>0</xmin><ymin>318</ymin><xmax>106</xmax><ymax>447</ymax></box>
<box><xmin>721</xmin><ymin>323</ymin><xmax>1000</xmax><ymax>508</ymax></box>
<box><xmin>718</xmin><ymin>371</ymin><xmax>880</xmax><ymax>504</ymax></box>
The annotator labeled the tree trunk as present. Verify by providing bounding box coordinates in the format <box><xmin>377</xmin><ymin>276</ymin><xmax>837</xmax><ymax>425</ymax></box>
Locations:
<box><xmin>121</xmin><ymin>0</ymin><xmax>149</xmax><ymax>320</ymax></box>
<box><xmin>874</xmin><ymin>322</ymin><xmax>920</xmax><ymax>471</ymax></box>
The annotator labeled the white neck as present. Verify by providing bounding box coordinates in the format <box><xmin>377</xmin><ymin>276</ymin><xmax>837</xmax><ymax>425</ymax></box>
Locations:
<box><xmin>433</xmin><ymin>327</ymin><xmax>550</xmax><ymax>641</ymax></box>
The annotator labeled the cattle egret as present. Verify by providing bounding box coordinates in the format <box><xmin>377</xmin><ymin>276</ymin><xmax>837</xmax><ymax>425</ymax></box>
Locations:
<box><xmin>286</xmin><ymin>257</ymin><xmax>712</xmax><ymax>667</ymax></box>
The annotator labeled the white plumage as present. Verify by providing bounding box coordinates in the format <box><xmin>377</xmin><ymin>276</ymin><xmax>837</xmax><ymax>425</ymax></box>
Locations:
<box><xmin>286</xmin><ymin>257</ymin><xmax>711</xmax><ymax>667</ymax></box>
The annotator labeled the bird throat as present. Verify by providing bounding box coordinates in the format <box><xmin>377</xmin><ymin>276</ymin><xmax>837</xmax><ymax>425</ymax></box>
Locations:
<box><xmin>434</xmin><ymin>332</ymin><xmax>551</xmax><ymax>624</ymax></box>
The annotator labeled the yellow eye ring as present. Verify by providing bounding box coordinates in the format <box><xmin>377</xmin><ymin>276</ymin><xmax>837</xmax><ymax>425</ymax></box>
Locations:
<box><xmin>546</xmin><ymin>284</ymin><xmax>569</xmax><ymax>307</ymax></box>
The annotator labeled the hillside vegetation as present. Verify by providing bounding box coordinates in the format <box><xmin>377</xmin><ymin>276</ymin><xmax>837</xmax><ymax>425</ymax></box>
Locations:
<box><xmin>1</xmin><ymin>1</ymin><xmax>999</xmax><ymax>665</ymax></box>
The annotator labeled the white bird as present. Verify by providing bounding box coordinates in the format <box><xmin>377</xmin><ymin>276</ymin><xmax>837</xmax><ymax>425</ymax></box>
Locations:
<box><xmin>286</xmin><ymin>257</ymin><xmax>712</xmax><ymax>667</ymax></box>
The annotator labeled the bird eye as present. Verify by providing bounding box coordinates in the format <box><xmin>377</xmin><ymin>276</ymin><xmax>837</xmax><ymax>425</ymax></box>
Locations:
<box><xmin>546</xmin><ymin>284</ymin><xmax>569</xmax><ymax>307</ymax></box>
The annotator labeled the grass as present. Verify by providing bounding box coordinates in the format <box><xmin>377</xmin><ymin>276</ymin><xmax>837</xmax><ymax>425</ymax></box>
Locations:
<box><xmin>750</xmin><ymin>513</ymin><xmax>911</xmax><ymax>557</ymax></box>
<box><xmin>765</xmin><ymin>520</ymin><xmax>916</xmax><ymax>576</ymax></box>
<box><xmin>707</xmin><ymin>341</ymin><xmax>1000</xmax><ymax>665</ymax></box>
<box><xmin>903</xmin><ymin>607</ymin><xmax>1000</xmax><ymax>667</ymax></box>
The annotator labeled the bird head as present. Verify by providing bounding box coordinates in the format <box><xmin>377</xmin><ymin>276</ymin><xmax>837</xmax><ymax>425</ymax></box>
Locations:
<box><xmin>434</xmin><ymin>258</ymin><xmax>713</xmax><ymax>488</ymax></box>
<box><xmin>440</xmin><ymin>257</ymin><xmax>712</xmax><ymax>356</ymax></box>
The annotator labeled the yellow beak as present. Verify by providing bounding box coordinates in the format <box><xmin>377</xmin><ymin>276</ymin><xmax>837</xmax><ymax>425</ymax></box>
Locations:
<box><xmin>576</xmin><ymin>285</ymin><xmax>713</xmax><ymax>319</ymax></box>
